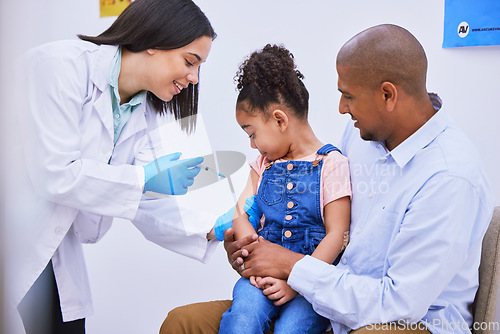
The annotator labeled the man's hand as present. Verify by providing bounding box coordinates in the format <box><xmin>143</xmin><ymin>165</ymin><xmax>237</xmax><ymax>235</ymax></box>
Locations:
<box><xmin>258</xmin><ymin>277</ymin><xmax>298</xmax><ymax>306</ymax></box>
<box><xmin>223</xmin><ymin>228</ymin><xmax>258</xmax><ymax>273</ymax></box>
<box><xmin>240</xmin><ymin>237</ymin><xmax>305</xmax><ymax>280</ymax></box>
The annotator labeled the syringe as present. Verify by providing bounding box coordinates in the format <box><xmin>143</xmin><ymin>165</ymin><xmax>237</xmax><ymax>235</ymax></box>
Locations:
<box><xmin>197</xmin><ymin>164</ymin><xmax>226</xmax><ymax>179</ymax></box>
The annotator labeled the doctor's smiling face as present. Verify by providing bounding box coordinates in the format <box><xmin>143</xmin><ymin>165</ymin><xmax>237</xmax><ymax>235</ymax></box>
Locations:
<box><xmin>145</xmin><ymin>36</ymin><xmax>212</xmax><ymax>102</ymax></box>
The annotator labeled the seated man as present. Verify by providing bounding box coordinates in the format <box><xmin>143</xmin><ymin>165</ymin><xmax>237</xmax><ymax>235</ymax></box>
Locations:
<box><xmin>161</xmin><ymin>24</ymin><xmax>495</xmax><ymax>334</ymax></box>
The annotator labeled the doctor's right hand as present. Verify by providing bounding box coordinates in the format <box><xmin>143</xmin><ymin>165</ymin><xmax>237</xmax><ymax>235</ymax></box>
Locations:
<box><xmin>143</xmin><ymin>152</ymin><xmax>203</xmax><ymax>195</ymax></box>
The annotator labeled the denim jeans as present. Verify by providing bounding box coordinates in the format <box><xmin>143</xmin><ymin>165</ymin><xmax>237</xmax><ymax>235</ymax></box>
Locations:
<box><xmin>219</xmin><ymin>277</ymin><xmax>330</xmax><ymax>334</ymax></box>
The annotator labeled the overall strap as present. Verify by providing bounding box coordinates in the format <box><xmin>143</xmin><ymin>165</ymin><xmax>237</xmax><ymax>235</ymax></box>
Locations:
<box><xmin>312</xmin><ymin>144</ymin><xmax>342</xmax><ymax>167</ymax></box>
<box><xmin>316</xmin><ymin>143</ymin><xmax>342</xmax><ymax>156</ymax></box>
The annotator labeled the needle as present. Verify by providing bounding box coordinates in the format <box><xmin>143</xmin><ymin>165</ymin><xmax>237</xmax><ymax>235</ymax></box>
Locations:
<box><xmin>198</xmin><ymin>164</ymin><xmax>226</xmax><ymax>179</ymax></box>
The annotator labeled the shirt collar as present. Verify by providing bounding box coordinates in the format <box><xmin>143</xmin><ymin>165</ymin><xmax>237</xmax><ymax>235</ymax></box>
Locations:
<box><xmin>127</xmin><ymin>90</ymin><xmax>146</xmax><ymax>107</ymax></box>
<box><xmin>389</xmin><ymin>109</ymin><xmax>450</xmax><ymax>168</ymax></box>
<box><xmin>109</xmin><ymin>47</ymin><xmax>122</xmax><ymax>102</ymax></box>
<box><xmin>90</xmin><ymin>43</ymin><xmax>119</xmax><ymax>91</ymax></box>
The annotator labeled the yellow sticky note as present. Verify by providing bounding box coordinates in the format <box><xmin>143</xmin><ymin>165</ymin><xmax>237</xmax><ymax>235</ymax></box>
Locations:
<box><xmin>100</xmin><ymin>0</ymin><xmax>132</xmax><ymax>18</ymax></box>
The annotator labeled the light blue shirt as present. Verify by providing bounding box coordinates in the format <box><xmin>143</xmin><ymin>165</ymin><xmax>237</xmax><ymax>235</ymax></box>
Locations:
<box><xmin>109</xmin><ymin>47</ymin><xmax>146</xmax><ymax>144</ymax></box>
<box><xmin>288</xmin><ymin>107</ymin><xmax>495</xmax><ymax>334</ymax></box>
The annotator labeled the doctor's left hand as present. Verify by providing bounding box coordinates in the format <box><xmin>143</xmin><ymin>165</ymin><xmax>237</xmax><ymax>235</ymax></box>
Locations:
<box><xmin>143</xmin><ymin>152</ymin><xmax>203</xmax><ymax>195</ymax></box>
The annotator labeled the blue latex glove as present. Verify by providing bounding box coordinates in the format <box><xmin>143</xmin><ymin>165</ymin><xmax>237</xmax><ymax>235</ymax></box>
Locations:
<box><xmin>244</xmin><ymin>195</ymin><xmax>262</xmax><ymax>231</ymax></box>
<box><xmin>143</xmin><ymin>152</ymin><xmax>203</xmax><ymax>195</ymax></box>
<box><xmin>214</xmin><ymin>195</ymin><xmax>263</xmax><ymax>241</ymax></box>
<box><xmin>214</xmin><ymin>206</ymin><xmax>235</xmax><ymax>241</ymax></box>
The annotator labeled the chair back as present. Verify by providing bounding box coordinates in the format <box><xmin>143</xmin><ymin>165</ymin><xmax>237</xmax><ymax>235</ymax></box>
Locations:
<box><xmin>473</xmin><ymin>206</ymin><xmax>500</xmax><ymax>334</ymax></box>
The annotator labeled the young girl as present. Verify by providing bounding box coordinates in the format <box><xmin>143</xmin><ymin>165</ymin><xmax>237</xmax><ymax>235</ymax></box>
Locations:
<box><xmin>218</xmin><ymin>44</ymin><xmax>351</xmax><ymax>333</ymax></box>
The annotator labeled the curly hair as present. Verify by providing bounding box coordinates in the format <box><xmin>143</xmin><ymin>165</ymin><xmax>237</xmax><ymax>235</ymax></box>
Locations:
<box><xmin>235</xmin><ymin>44</ymin><xmax>309</xmax><ymax>119</ymax></box>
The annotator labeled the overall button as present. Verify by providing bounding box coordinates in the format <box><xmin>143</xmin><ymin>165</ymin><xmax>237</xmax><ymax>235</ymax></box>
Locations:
<box><xmin>284</xmin><ymin>230</ymin><xmax>292</xmax><ymax>238</ymax></box>
<box><xmin>286</xmin><ymin>182</ymin><xmax>294</xmax><ymax>190</ymax></box>
<box><xmin>285</xmin><ymin>215</ymin><xmax>293</xmax><ymax>221</ymax></box>
<box><xmin>287</xmin><ymin>163</ymin><xmax>294</xmax><ymax>171</ymax></box>
<box><xmin>287</xmin><ymin>201</ymin><xmax>294</xmax><ymax>209</ymax></box>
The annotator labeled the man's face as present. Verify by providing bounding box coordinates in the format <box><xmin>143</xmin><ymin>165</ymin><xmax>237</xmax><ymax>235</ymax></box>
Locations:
<box><xmin>336</xmin><ymin>65</ymin><xmax>389</xmax><ymax>142</ymax></box>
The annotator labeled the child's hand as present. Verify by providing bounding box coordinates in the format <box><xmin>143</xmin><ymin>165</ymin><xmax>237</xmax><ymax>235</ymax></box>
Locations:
<box><xmin>258</xmin><ymin>277</ymin><xmax>298</xmax><ymax>306</ymax></box>
<box><xmin>249</xmin><ymin>276</ymin><xmax>263</xmax><ymax>288</ymax></box>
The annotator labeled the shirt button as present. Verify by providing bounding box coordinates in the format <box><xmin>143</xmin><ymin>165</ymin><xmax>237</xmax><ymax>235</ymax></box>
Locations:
<box><xmin>114</xmin><ymin>113</ymin><xmax>120</xmax><ymax>119</ymax></box>
<box><xmin>54</xmin><ymin>226</ymin><xmax>65</xmax><ymax>235</ymax></box>
<box><xmin>368</xmin><ymin>192</ymin><xmax>374</xmax><ymax>199</ymax></box>
<box><xmin>342</xmin><ymin>258</ymin><xmax>348</xmax><ymax>265</ymax></box>
<box><xmin>284</xmin><ymin>230</ymin><xmax>292</xmax><ymax>238</ymax></box>
<box><xmin>356</xmin><ymin>227</ymin><xmax>362</xmax><ymax>233</ymax></box>
<box><xmin>287</xmin><ymin>163</ymin><xmax>294</xmax><ymax>171</ymax></box>
<box><xmin>287</xmin><ymin>183</ymin><xmax>294</xmax><ymax>190</ymax></box>
<box><xmin>285</xmin><ymin>215</ymin><xmax>293</xmax><ymax>221</ymax></box>
<box><xmin>287</xmin><ymin>201</ymin><xmax>294</xmax><ymax>209</ymax></box>
<box><xmin>380</xmin><ymin>158</ymin><xmax>386</xmax><ymax>163</ymax></box>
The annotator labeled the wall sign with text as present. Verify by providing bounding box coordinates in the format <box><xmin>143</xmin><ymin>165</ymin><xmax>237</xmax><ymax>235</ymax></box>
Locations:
<box><xmin>100</xmin><ymin>0</ymin><xmax>133</xmax><ymax>17</ymax></box>
<box><xmin>443</xmin><ymin>0</ymin><xmax>500</xmax><ymax>47</ymax></box>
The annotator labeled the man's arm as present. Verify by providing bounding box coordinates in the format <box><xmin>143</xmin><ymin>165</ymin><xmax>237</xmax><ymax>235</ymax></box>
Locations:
<box><xmin>286</xmin><ymin>175</ymin><xmax>488</xmax><ymax>329</ymax></box>
<box><xmin>241</xmin><ymin>174</ymin><xmax>490</xmax><ymax>329</ymax></box>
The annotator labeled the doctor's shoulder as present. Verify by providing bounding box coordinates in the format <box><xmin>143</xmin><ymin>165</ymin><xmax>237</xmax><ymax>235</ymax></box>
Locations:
<box><xmin>23</xmin><ymin>39</ymin><xmax>118</xmax><ymax>93</ymax></box>
<box><xmin>23</xmin><ymin>39</ymin><xmax>118</xmax><ymax>76</ymax></box>
<box><xmin>24</xmin><ymin>39</ymin><xmax>100</xmax><ymax>60</ymax></box>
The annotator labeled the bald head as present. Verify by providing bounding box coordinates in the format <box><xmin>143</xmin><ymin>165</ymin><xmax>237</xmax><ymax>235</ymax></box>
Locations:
<box><xmin>337</xmin><ymin>24</ymin><xmax>428</xmax><ymax>97</ymax></box>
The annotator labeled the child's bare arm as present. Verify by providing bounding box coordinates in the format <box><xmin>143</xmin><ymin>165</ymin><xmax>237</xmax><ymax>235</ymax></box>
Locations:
<box><xmin>232</xmin><ymin>169</ymin><xmax>260</xmax><ymax>240</ymax></box>
<box><xmin>311</xmin><ymin>196</ymin><xmax>351</xmax><ymax>264</ymax></box>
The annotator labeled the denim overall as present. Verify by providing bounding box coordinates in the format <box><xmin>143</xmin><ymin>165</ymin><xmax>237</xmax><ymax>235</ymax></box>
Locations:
<box><xmin>219</xmin><ymin>144</ymin><xmax>340</xmax><ymax>334</ymax></box>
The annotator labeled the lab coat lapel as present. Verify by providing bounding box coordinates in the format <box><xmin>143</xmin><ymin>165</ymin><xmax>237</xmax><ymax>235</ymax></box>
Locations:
<box><xmin>89</xmin><ymin>44</ymin><xmax>118</xmax><ymax>142</ymax></box>
<box><xmin>92</xmin><ymin>88</ymin><xmax>114</xmax><ymax>141</ymax></box>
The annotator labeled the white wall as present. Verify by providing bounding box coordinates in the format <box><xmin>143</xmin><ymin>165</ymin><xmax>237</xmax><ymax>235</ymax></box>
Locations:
<box><xmin>2</xmin><ymin>0</ymin><xmax>499</xmax><ymax>333</ymax></box>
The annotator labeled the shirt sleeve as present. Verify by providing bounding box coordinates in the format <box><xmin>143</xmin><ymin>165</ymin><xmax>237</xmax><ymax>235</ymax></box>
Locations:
<box><xmin>249</xmin><ymin>155</ymin><xmax>267</xmax><ymax>177</ymax></box>
<box><xmin>288</xmin><ymin>173</ymin><xmax>488</xmax><ymax>330</ymax></box>
<box><xmin>321</xmin><ymin>152</ymin><xmax>352</xmax><ymax>205</ymax></box>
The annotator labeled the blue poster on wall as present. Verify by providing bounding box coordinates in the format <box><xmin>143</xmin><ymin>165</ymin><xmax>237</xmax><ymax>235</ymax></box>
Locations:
<box><xmin>443</xmin><ymin>0</ymin><xmax>500</xmax><ymax>48</ymax></box>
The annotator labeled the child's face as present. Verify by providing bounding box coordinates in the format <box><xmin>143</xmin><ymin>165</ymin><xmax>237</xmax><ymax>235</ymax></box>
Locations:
<box><xmin>236</xmin><ymin>108</ymin><xmax>288</xmax><ymax>161</ymax></box>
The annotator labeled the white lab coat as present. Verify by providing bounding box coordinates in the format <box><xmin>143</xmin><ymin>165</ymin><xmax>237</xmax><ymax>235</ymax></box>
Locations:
<box><xmin>14</xmin><ymin>40</ymin><xmax>218</xmax><ymax>322</ymax></box>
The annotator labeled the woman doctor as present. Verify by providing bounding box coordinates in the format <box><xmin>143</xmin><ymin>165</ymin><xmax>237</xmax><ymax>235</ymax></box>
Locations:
<box><xmin>16</xmin><ymin>0</ymin><xmax>218</xmax><ymax>333</ymax></box>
